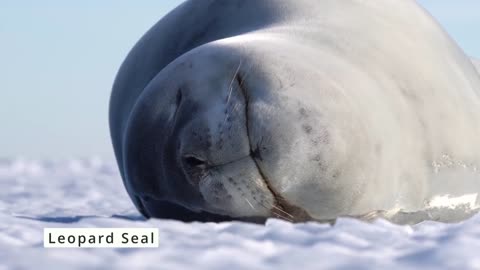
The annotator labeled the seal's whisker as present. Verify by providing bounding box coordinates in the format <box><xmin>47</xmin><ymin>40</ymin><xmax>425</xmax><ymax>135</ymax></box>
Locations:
<box><xmin>226</xmin><ymin>60</ymin><xmax>242</xmax><ymax>105</ymax></box>
<box><xmin>270</xmin><ymin>204</ymin><xmax>294</xmax><ymax>219</ymax></box>
<box><xmin>222</xmin><ymin>61</ymin><xmax>243</xmax><ymax>128</ymax></box>
<box><xmin>244</xmin><ymin>198</ymin><xmax>256</xmax><ymax>210</ymax></box>
<box><xmin>272</xmin><ymin>211</ymin><xmax>293</xmax><ymax>222</ymax></box>
<box><xmin>259</xmin><ymin>200</ymin><xmax>293</xmax><ymax>222</ymax></box>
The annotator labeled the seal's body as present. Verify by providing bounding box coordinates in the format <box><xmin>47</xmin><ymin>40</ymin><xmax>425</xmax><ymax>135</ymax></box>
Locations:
<box><xmin>110</xmin><ymin>0</ymin><xmax>480</xmax><ymax>223</ymax></box>
<box><xmin>473</xmin><ymin>58</ymin><xmax>480</xmax><ymax>73</ymax></box>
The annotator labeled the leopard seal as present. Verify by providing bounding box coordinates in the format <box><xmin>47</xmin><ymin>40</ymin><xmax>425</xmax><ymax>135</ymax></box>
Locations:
<box><xmin>109</xmin><ymin>0</ymin><xmax>480</xmax><ymax>223</ymax></box>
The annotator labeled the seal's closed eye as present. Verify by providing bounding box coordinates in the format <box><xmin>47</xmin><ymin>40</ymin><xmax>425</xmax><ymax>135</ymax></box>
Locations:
<box><xmin>183</xmin><ymin>155</ymin><xmax>207</xmax><ymax>169</ymax></box>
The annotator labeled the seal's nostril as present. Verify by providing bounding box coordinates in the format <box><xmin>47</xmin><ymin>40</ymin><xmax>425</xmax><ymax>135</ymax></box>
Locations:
<box><xmin>183</xmin><ymin>155</ymin><xmax>207</xmax><ymax>168</ymax></box>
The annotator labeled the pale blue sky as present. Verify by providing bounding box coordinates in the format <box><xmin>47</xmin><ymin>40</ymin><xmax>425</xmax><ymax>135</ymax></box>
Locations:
<box><xmin>1</xmin><ymin>1</ymin><xmax>479</xmax><ymax>159</ymax></box>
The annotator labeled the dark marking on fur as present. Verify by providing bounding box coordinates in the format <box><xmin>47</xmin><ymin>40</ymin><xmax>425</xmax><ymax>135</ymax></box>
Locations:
<box><xmin>303</xmin><ymin>124</ymin><xmax>313</xmax><ymax>134</ymax></box>
<box><xmin>299</xmin><ymin>108</ymin><xmax>308</xmax><ymax>117</ymax></box>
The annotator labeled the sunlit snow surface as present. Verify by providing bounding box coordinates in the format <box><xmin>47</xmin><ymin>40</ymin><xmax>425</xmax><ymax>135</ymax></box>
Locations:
<box><xmin>1</xmin><ymin>158</ymin><xmax>479</xmax><ymax>270</ymax></box>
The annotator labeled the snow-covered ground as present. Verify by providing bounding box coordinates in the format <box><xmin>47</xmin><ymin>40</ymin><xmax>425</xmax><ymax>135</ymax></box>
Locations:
<box><xmin>1</xmin><ymin>158</ymin><xmax>479</xmax><ymax>270</ymax></box>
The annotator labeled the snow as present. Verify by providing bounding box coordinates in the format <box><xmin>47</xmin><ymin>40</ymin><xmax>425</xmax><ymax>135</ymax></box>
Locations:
<box><xmin>1</xmin><ymin>158</ymin><xmax>480</xmax><ymax>269</ymax></box>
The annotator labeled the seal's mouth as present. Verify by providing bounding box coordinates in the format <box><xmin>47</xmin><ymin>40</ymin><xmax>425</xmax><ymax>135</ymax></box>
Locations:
<box><xmin>182</xmin><ymin>153</ymin><xmax>313</xmax><ymax>222</ymax></box>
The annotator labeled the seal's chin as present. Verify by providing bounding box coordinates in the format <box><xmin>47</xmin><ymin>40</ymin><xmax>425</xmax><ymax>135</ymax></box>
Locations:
<box><xmin>134</xmin><ymin>196</ymin><xmax>268</xmax><ymax>223</ymax></box>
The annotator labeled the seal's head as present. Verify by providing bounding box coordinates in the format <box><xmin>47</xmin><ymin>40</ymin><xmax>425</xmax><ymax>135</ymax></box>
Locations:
<box><xmin>124</xmin><ymin>45</ymin><xmax>272</xmax><ymax>222</ymax></box>
<box><xmin>123</xmin><ymin>43</ymin><xmax>367</xmax><ymax>222</ymax></box>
